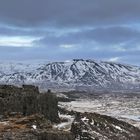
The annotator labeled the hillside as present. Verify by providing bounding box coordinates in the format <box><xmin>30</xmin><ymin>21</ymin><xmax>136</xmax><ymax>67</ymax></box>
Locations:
<box><xmin>0</xmin><ymin>59</ymin><xmax>140</xmax><ymax>91</ymax></box>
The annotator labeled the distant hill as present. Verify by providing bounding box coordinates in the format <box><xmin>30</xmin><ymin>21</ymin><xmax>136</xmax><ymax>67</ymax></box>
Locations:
<box><xmin>0</xmin><ymin>59</ymin><xmax>140</xmax><ymax>91</ymax></box>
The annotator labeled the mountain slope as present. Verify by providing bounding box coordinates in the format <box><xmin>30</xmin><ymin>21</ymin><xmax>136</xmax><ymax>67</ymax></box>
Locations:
<box><xmin>71</xmin><ymin>112</ymin><xmax>140</xmax><ymax>140</ymax></box>
<box><xmin>0</xmin><ymin>59</ymin><xmax>140</xmax><ymax>91</ymax></box>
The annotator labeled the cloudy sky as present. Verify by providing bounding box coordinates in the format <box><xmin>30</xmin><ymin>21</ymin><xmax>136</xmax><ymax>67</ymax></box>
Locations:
<box><xmin>0</xmin><ymin>0</ymin><xmax>140</xmax><ymax>65</ymax></box>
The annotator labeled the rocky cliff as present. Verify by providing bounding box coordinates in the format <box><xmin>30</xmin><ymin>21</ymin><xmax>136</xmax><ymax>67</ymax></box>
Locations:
<box><xmin>0</xmin><ymin>85</ymin><xmax>58</xmax><ymax>122</ymax></box>
<box><xmin>0</xmin><ymin>85</ymin><xmax>74</xmax><ymax>140</ymax></box>
<box><xmin>0</xmin><ymin>114</ymin><xmax>74</xmax><ymax>140</ymax></box>
<box><xmin>71</xmin><ymin>112</ymin><xmax>140</xmax><ymax>140</ymax></box>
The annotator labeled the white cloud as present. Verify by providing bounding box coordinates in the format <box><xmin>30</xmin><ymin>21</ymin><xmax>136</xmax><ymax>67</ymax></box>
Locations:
<box><xmin>108</xmin><ymin>57</ymin><xmax>120</xmax><ymax>62</ymax></box>
<box><xmin>113</xmin><ymin>45</ymin><xmax>126</xmax><ymax>52</ymax></box>
<box><xmin>0</xmin><ymin>36</ymin><xmax>40</xmax><ymax>47</ymax></box>
<box><xmin>64</xmin><ymin>60</ymin><xmax>71</xmax><ymax>63</ymax></box>
<box><xmin>60</xmin><ymin>44</ymin><xmax>77</xmax><ymax>49</ymax></box>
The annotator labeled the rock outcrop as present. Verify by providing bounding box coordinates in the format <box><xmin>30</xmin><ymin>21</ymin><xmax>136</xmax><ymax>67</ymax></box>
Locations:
<box><xmin>0</xmin><ymin>114</ymin><xmax>74</xmax><ymax>140</ymax></box>
<box><xmin>0</xmin><ymin>85</ymin><xmax>58</xmax><ymax>122</ymax></box>
<box><xmin>71</xmin><ymin>112</ymin><xmax>140</xmax><ymax>140</ymax></box>
<box><xmin>0</xmin><ymin>85</ymin><xmax>75</xmax><ymax>140</ymax></box>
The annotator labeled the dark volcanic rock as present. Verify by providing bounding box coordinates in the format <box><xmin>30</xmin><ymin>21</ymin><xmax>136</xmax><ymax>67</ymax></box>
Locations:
<box><xmin>0</xmin><ymin>85</ymin><xmax>58</xmax><ymax>122</ymax></box>
<box><xmin>71</xmin><ymin>112</ymin><xmax>140</xmax><ymax>140</ymax></box>
<box><xmin>0</xmin><ymin>85</ymin><xmax>75</xmax><ymax>140</ymax></box>
<box><xmin>0</xmin><ymin>114</ymin><xmax>74</xmax><ymax>140</ymax></box>
<box><xmin>1</xmin><ymin>131</ymin><xmax>74</xmax><ymax>140</ymax></box>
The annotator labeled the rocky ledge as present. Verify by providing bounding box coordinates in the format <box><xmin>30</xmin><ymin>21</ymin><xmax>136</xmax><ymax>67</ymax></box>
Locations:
<box><xmin>0</xmin><ymin>85</ymin><xmax>74</xmax><ymax>140</ymax></box>
<box><xmin>71</xmin><ymin>112</ymin><xmax>140</xmax><ymax>140</ymax></box>
<box><xmin>0</xmin><ymin>85</ymin><xmax>58</xmax><ymax>122</ymax></box>
<box><xmin>0</xmin><ymin>113</ymin><xmax>74</xmax><ymax>140</ymax></box>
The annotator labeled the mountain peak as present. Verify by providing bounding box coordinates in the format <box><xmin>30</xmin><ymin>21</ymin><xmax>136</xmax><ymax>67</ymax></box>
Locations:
<box><xmin>0</xmin><ymin>60</ymin><xmax>140</xmax><ymax>91</ymax></box>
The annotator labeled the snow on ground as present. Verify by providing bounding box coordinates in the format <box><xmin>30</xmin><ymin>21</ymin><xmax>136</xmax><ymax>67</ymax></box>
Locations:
<box><xmin>120</xmin><ymin>115</ymin><xmax>140</xmax><ymax>121</ymax></box>
<box><xmin>0</xmin><ymin>121</ymin><xmax>9</xmax><ymax>126</ymax></box>
<box><xmin>56</xmin><ymin>93</ymin><xmax>69</xmax><ymax>99</ymax></box>
<box><xmin>53</xmin><ymin>113</ymin><xmax>75</xmax><ymax>131</ymax></box>
<box><xmin>59</xmin><ymin>93</ymin><xmax>140</xmax><ymax>128</ymax></box>
<box><xmin>0</xmin><ymin>59</ymin><xmax>140</xmax><ymax>91</ymax></box>
<box><xmin>32</xmin><ymin>125</ymin><xmax>37</xmax><ymax>130</ymax></box>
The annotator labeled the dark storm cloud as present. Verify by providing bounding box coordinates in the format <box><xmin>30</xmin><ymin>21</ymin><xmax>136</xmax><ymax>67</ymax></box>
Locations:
<box><xmin>38</xmin><ymin>26</ymin><xmax>140</xmax><ymax>46</ymax></box>
<box><xmin>0</xmin><ymin>24</ymin><xmax>47</xmax><ymax>37</ymax></box>
<box><xmin>0</xmin><ymin>0</ymin><xmax>140</xmax><ymax>27</ymax></box>
<box><xmin>0</xmin><ymin>0</ymin><xmax>140</xmax><ymax>65</ymax></box>
<box><xmin>81</xmin><ymin>26</ymin><xmax>140</xmax><ymax>45</ymax></box>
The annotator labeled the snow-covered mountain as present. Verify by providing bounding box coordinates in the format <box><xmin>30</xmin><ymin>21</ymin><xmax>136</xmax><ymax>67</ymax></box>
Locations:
<box><xmin>0</xmin><ymin>59</ymin><xmax>140</xmax><ymax>91</ymax></box>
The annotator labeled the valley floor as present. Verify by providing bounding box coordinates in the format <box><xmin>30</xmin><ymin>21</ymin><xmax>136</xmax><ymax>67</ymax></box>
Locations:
<box><xmin>59</xmin><ymin>92</ymin><xmax>140</xmax><ymax>129</ymax></box>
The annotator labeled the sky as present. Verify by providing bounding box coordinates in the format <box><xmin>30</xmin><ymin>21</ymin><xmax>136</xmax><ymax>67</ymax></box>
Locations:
<box><xmin>0</xmin><ymin>0</ymin><xmax>140</xmax><ymax>65</ymax></box>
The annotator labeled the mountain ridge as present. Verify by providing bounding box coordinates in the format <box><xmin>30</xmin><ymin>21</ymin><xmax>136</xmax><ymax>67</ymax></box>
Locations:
<box><xmin>0</xmin><ymin>59</ymin><xmax>140</xmax><ymax>91</ymax></box>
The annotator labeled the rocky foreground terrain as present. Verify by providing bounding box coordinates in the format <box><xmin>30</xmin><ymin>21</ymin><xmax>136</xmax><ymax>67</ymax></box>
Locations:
<box><xmin>0</xmin><ymin>85</ymin><xmax>74</xmax><ymax>140</ymax></box>
<box><xmin>0</xmin><ymin>114</ymin><xmax>74</xmax><ymax>140</ymax></box>
<box><xmin>71</xmin><ymin>112</ymin><xmax>140</xmax><ymax>140</ymax></box>
<box><xmin>0</xmin><ymin>85</ymin><xmax>140</xmax><ymax>140</ymax></box>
